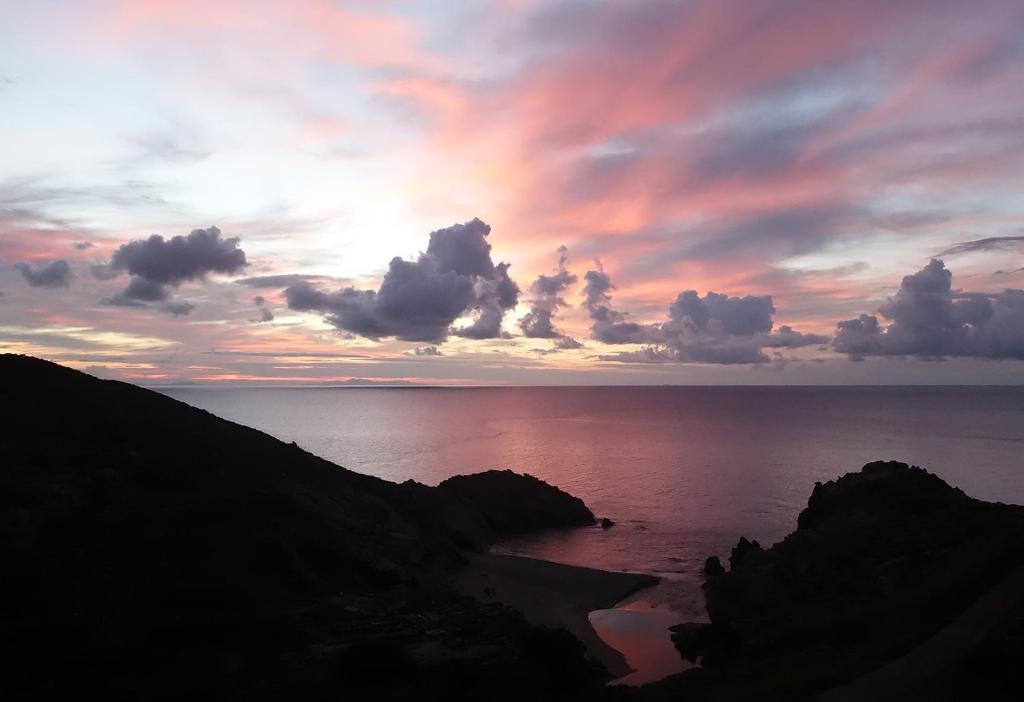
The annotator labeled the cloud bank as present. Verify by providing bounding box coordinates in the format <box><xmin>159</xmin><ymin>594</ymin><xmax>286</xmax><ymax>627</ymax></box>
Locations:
<box><xmin>586</xmin><ymin>266</ymin><xmax>826</xmax><ymax>364</ymax></box>
<box><xmin>835</xmin><ymin>259</ymin><xmax>1024</xmax><ymax>359</ymax></box>
<box><xmin>285</xmin><ymin>218</ymin><xmax>519</xmax><ymax>342</ymax></box>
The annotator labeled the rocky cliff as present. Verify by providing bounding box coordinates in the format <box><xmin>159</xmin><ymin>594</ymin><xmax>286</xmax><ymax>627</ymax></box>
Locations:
<box><xmin>661</xmin><ymin>461</ymin><xmax>1024</xmax><ymax>701</ymax></box>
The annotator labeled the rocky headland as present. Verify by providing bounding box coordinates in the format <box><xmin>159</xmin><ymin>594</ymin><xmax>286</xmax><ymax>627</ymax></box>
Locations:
<box><xmin>653</xmin><ymin>461</ymin><xmax>1024</xmax><ymax>701</ymax></box>
<box><xmin>0</xmin><ymin>354</ymin><xmax>640</xmax><ymax>700</ymax></box>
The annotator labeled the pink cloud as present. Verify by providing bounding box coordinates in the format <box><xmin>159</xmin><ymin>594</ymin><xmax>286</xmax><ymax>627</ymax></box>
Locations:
<box><xmin>382</xmin><ymin>1</ymin><xmax>1024</xmax><ymax>336</ymax></box>
<box><xmin>98</xmin><ymin>0</ymin><xmax>445</xmax><ymax>71</ymax></box>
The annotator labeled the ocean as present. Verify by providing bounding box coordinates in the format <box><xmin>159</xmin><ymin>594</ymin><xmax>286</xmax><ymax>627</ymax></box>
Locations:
<box><xmin>161</xmin><ymin>385</ymin><xmax>1024</xmax><ymax>684</ymax></box>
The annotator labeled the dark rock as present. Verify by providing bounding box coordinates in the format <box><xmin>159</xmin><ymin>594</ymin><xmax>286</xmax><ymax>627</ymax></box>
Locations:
<box><xmin>797</xmin><ymin>460</ymin><xmax>970</xmax><ymax>532</ymax></box>
<box><xmin>668</xmin><ymin>622</ymin><xmax>707</xmax><ymax>661</ymax></box>
<box><xmin>662</xmin><ymin>461</ymin><xmax>1024</xmax><ymax>699</ymax></box>
<box><xmin>600</xmin><ymin>517</ymin><xmax>615</xmax><ymax>529</ymax></box>
<box><xmin>438</xmin><ymin>470</ymin><xmax>596</xmax><ymax>535</ymax></box>
<box><xmin>704</xmin><ymin>556</ymin><xmax>725</xmax><ymax>577</ymax></box>
<box><xmin>728</xmin><ymin>536</ymin><xmax>763</xmax><ymax>570</ymax></box>
<box><xmin>669</xmin><ymin>622</ymin><xmax>737</xmax><ymax>664</ymax></box>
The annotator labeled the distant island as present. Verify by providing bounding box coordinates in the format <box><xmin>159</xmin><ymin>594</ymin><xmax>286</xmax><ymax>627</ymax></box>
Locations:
<box><xmin>327</xmin><ymin>378</ymin><xmax>421</xmax><ymax>387</ymax></box>
<box><xmin>142</xmin><ymin>377</ymin><xmax>422</xmax><ymax>388</ymax></box>
<box><xmin>2</xmin><ymin>354</ymin><xmax>1022</xmax><ymax>700</ymax></box>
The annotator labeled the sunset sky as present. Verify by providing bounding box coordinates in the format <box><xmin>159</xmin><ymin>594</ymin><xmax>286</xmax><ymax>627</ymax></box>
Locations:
<box><xmin>2</xmin><ymin>0</ymin><xmax>1023</xmax><ymax>384</ymax></box>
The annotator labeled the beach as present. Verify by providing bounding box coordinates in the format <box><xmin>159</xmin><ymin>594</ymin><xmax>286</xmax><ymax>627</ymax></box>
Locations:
<box><xmin>454</xmin><ymin>551</ymin><xmax>659</xmax><ymax>677</ymax></box>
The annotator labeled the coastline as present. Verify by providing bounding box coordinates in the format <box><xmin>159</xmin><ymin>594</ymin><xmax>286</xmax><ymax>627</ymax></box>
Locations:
<box><xmin>11</xmin><ymin>355</ymin><xmax>1024</xmax><ymax>698</ymax></box>
<box><xmin>453</xmin><ymin>551</ymin><xmax>660</xmax><ymax>678</ymax></box>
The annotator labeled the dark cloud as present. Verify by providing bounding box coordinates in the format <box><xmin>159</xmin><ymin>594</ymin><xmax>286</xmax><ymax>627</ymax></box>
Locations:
<box><xmin>105</xmin><ymin>277</ymin><xmax>193</xmax><ymax>318</ymax></box>
<box><xmin>834</xmin><ymin>259</ymin><xmax>1024</xmax><ymax>359</ymax></box>
<box><xmin>653</xmin><ymin>290</ymin><xmax>825</xmax><ymax>364</ymax></box>
<box><xmin>422</xmin><ymin>218</ymin><xmax>498</xmax><ymax>278</ymax></box>
<box><xmin>97</xmin><ymin>226</ymin><xmax>246</xmax><ymax>315</ymax></box>
<box><xmin>585</xmin><ymin>266</ymin><xmax>825</xmax><ymax>364</ymax></box>
<box><xmin>15</xmin><ymin>259</ymin><xmax>73</xmax><ymax>288</ymax></box>
<box><xmin>73</xmin><ymin>241</ymin><xmax>94</xmax><ymax>250</ymax></box>
<box><xmin>286</xmin><ymin>262</ymin><xmax>472</xmax><ymax>341</ymax></box>
<box><xmin>668</xmin><ymin>290</ymin><xmax>774</xmax><ymax>336</ymax></box>
<box><xmin>520</xmin><ymin>245</ymin><xmax>580</xmax><ymax>349</ymax></box>
<box><xmin>935</xmin><ymin>235</ymin><xmax>1024</xmax><ymax>257</ymax></box>
<box><xmin>285</xmin><ymin>218</ymin><xmax>519</xmax><ymax>343</ymax></box>
<box><xmin>113</xmin><ymin>276</ymin><xmax>169</xmax><ymax>303</ymax></box>
<box><xmin>453</xmin><ymin>260</ymin><xmax>519</xmax><ymax>339</ymax></box>
<box><xmin>108</xmin><ymin>226</ymin><xmax>246</xmax><ymax>284</ymax></box>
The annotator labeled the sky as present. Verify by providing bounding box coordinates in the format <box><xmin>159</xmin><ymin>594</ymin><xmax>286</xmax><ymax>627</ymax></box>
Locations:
<box><xmin>1</xmin><ymin>0</ymin><xmax>1023</xmax><ymax>385</ymax></box>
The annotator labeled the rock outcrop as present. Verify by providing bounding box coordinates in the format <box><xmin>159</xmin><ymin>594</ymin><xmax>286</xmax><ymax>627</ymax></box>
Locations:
<box><xmin>662</xmin><ymin>461</ymin><xmax>1024</xmax><ymax>701</ymax></box>
<box><xmin>438</xmin><ymin>470</ymin><xmax>596</xmax><ymax>534</ymax></box>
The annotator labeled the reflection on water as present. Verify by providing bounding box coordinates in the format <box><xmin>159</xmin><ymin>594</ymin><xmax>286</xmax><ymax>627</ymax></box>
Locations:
<box><xmin>590</xmin><ymin>598</ymin><xmax>696</xmax><ymax>686</ymax></box>
<box><xmin>163</xmin><ymin>385</ymin><xmax>1024</xmax><ymax>683</ymax></box>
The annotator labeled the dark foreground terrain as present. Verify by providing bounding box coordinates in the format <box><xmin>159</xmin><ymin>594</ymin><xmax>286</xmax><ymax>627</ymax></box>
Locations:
<box><xmin>3</xmin><ymin>354</ymin><xmax>1023</xmax><ymax>700</ymax></box>
<box><xmin>650</xmin><ymin>461</ymin><xmax>1024</xmax><ymax>701</ymax></box>
<box><xmin>1</xmin><ymin>355</ymin><xmax>610</xmax><ymax>700</ymax></box>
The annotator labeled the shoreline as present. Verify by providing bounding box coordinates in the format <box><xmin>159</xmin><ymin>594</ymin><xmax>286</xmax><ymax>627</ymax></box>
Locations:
<box><xmin>453</xmin><ymin>551</ymin><xmax>660</xmax><ymax>678</ymax></box>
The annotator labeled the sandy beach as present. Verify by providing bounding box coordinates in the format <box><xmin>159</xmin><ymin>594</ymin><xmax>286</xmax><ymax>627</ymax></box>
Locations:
<box><xmin>453</xmin><ymin>551</ymin><xmax>660</xmax><ymax>678</ymax></box>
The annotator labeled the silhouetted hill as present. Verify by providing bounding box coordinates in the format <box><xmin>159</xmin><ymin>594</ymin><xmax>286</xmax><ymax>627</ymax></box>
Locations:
<box><xmin>659</xmin><ymin>461</ymin><xmax>1024</xmax><ymax>701</ymax></box>
<box><xmin>0</xmin><ymin>355</ymin><xmax>602</xmax><ymax>699</ymax></box>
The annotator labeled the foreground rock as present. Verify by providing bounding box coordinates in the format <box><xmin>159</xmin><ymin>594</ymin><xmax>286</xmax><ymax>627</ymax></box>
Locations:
<box><xmin>0</xmin><ymin>355</ymin><xmax>611</xmax><ymax>700</ymax></box>
<box><xmin>657</xmin><ymin>462</ymin><xmax>1024</xmax><ymax>701</ymax></box>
